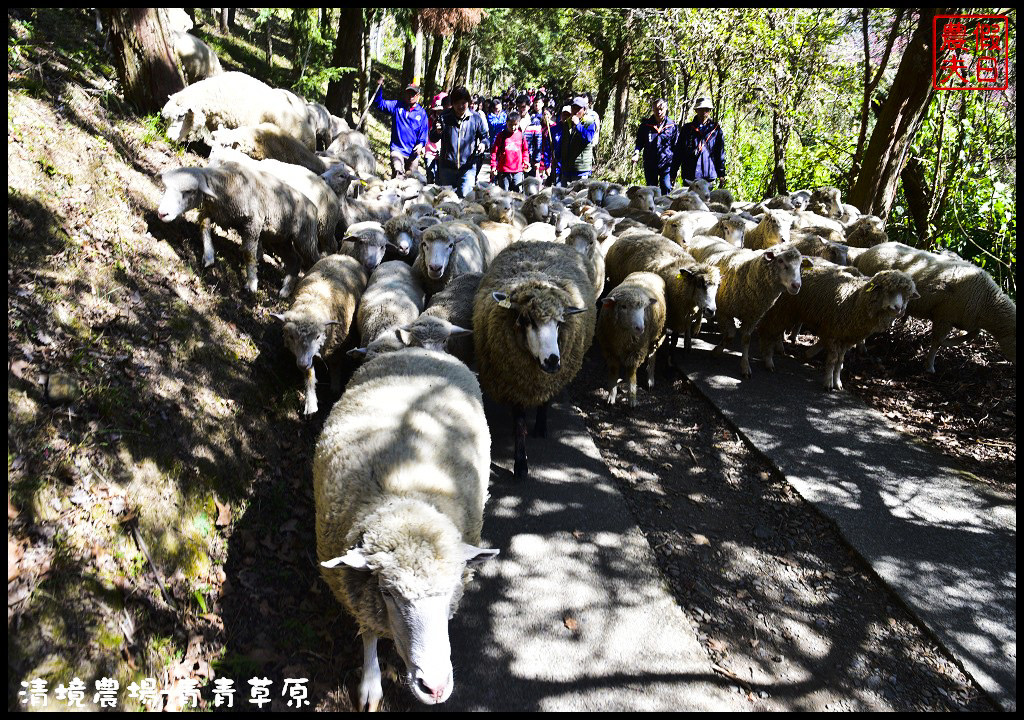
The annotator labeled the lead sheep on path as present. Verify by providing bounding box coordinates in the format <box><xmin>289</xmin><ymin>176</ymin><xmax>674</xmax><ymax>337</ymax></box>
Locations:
<box><xmin>597</xmin><ymin>271</ymin><xmax>667</xmax><ymax>407</ymax></box>
<box><xmin>688</xmin><ymin>235</ymin><xmax>805</xmax><ymax>378</ymax></box>
<box><xmin>852</xmin><ymin>242</ymin><xmax>1016</xmax><ymax>372</ymax></box>
<box><xmin>758</xmin><ymin>265</ymin><xmax>918</xmax><ymax>390</ymax></box>
<box><xmin>271</xmin><ymin>255</ymin><xmax>368</xmax><ymax>414</ymax></box>
<box><xmin>157</xmin><ymin>161</ymin><xmax>319</xmax><ymax>296</ymax></box>
<box><xmin>474</xmin><ymin>242</ymin><xmax>596</xmax><ymax>480</ymax></box>
<box><xmin>161</xmin><ymin>72</ymin><xmax>316</xmax><ymax>149</ymax></box>
<box><xmin>315</xmin><ymin>348</ymin><xmax>498</xmax><ymax>711</ymax></box>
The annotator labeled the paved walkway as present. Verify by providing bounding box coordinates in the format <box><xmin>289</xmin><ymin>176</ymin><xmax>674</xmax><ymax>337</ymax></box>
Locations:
<box><xmin>439</xmin><ymin>397</ymin><xmax>751</xmax><ymax>711</ymax></box>
<box><xmin>682</xmin><ymin>338</ymin><xmax>1016</xmax><ymax>712</ymax></box>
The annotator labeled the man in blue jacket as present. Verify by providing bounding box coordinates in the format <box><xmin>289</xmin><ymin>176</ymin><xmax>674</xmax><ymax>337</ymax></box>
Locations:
<box><xmin>431</xmin><ymin>86</ymin><xmax>489</xmax><ymax>198</ymax></box>
<box><xmin>631</xmin><ymin>98</ymin><xmax>678</xmax><ymax>194</ymax></box>
<box><xmin>373</xmin><ymin>77</ymin><xmax>429</xmax><ymax>178</ymax></box>
<box><xmin>675</xmin><ymin>96</ymin><xmax>727</xmax><ymax>188</ymax></box>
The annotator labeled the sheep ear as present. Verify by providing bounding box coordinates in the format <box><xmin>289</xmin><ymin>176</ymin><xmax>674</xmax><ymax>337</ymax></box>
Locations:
<box><xmin>396</xmin><ymin>327</ymin><xmax>415</xmax><ymax>346</ymax></box>
<box><xmin>321</xmin><ymin>548</ymin><xmax>370</xmax><ymax>571</ymax></box>
<box><xmin>801</xmin><ymin>256</ymin><xmax>814</xmax><ymax>268</ymax></box>
<box><xmin>347</xmin><ymin>347</ymin><xmax>368</xmax><ymax>359</ymax></box>
<box><xmin>601</xmin><ymin>296</ymin><xmax>617</xmax><ymax>308</ymax></box>
<box><xmin>763</xmin><ymin>251</ymin><xmax>776</xmax><ymax>263</ymax></box>
<box><xmin>269</xmin><ymin>312</ymin><xmax>287</xmax><ymax>322</ymax></box>
<box><xmin>676</xmin><ymin>268</ymin><xmax>694</xmax><ymax>279</ymax></box>
<box><xmin>324</xmin><ymin>320</ymin><xmax>343</xmax><ymax>327</ymax></box>
<box><xmin>448</xmin><ymin>325</ymin><xmax>473</xmax><ymax>338</ymax></box>
<box><xmin>342</xmin><ymin>234</ymin><xmax>366</xmax><ymax>245</ymax></box>
<box><xmin>492</xmin><ymin>292</ymin><xmax>518</xmax><ymax>311</ymax></box>
<box><xmin>462</xmin><ymin>544</ymin><xmax>499</xmax><ymax>567</ymax></box>
<box><xmin>911</xmin><ymin>290</ymin><xmax>921</xmax><ymax>300</ymax></box>
<box><xmin>564</xmin><ymin>306</ymin><xmax>587</xmax><ymax>316</ymax></box>
<box><xmin>197</xmin><ymin>172</ymin><xmax>219</xmax><ymax>199</ymax></box>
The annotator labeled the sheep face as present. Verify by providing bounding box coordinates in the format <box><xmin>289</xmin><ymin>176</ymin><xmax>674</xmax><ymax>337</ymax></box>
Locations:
<box><xmin>679</xmin><ymin>266</ymin><xmax>721</xmax><ymax>317</ymax></box>
<box><xmin>343</xmin><ymin>232</ymin><xmax>389</xmax><ymax>273</ymax></box>
<box><xmin>719</xmin><ymin>217</ymin><xmax>746</xmax><ymax>246</ymax></box>
<box><xmin>420</xmin><ymin>228</ymin><xmax>461</xmax><ymax>280</ymax></box>
<box><xmin>321</xmin><ymin>522</ymin><xmax>497</xmax><ymax>706</ymax></box>
<box><xmin>601</xmin><ymin>294</ymin><xmax>656</xmax><ymax>337</ymax></box>
<box><xmin>491</xmin><ymin>290</ymin><xmax>586</xmax><ymax>374</ymax></box>
<box><xmin>866</xmin><ymin>271</ymin><xmax>920</xmax><ymax>321</ymax></box>
<box><xmin>822</xmin><ymin>242</ymin><xmax>850</xmax><ymax>266</ymax></box>
<box><xmin>274</xmin><ymin>315</ymin><xmax>329</xmax><ymax>370</ymax></box>
<box><xmin>763</xmin><ymin>247</ymin><xmax>804</xmax><ymax>295</ymax></box>
<box><xmin>689</xmin><ymin>179</ymin><xmax>712</xmax><ymax>202</ymax></box>
<box><xmin>566</xmin><ymin>225</ymin><xmax>598</xmax><ymax>260</ymax></box>
<box><xmin>158</xmin><ymin>168</ymin><xmax>210</xmax><ymax>221</ymax></box>
<box><xmin>398</xmin><ymin>317</ymin><xmax>472</xmax><ymax>354</ymax></box>
<box><xmin>164</xmin><ymin>106</ymin><xmax>203</xmax><ymax>143</ymax></box>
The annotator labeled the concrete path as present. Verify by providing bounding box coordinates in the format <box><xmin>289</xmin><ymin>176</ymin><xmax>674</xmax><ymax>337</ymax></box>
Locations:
<box><xmin>438</xmin><ymin>398</ymin><xmax>751</xmax><ymax>711</ymax></box>
<box><xmin>682</xmin><ymin>338</ymin><xmax>1016</xmax><ymax>711</ymax></box>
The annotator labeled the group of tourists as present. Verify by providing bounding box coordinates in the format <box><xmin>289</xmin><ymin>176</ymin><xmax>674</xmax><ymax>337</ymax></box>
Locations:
<box><xmin>373</xmin><ymin>78</ymin><xmax>727</xmax><ymax>198</ymax></box>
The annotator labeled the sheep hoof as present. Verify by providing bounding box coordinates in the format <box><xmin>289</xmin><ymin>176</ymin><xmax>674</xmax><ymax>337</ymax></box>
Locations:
<box><xmin>358</xmin><ymin>674</ymin><xmax>383</xmax><ymax>713</ymax></box>
<box><xmin>202</xmin><ymin>254</ymin><xmax>215</xmax><ymax>268</ymax></box>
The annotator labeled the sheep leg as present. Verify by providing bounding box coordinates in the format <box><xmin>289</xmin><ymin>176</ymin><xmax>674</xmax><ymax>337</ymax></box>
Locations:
<box><xmin>532</xmin><ymin>403</ymin><xmax>548</xmax><ymax>439</ymax></box>
<box><xmin>200</xmin><ymin>215</ymin><xmax>216</xmax><ymax>268</ymax></box>
<box><xmin>358</xmin><ymin>632</ymin><xmax>384</xmax><ymax>712</ymax></box>
<box><xmin>739</xmin><ymin>327</ymin><xmax>753</xmax><ymax>378</ymax></box>
<box><xmin>762</xmin><ymin>336</ymin><xmax>777</xmax><ymax>372</ymax></box>
<box><xmin>664</xmin><ymin>331</ymin><xmax>677</xmax><ymax>367</ymax></box>
<box><xmin>303</xmin><ymin>366</ymin><xmax>318</xmax><ymax>415</ymax></box>
<box><xmin>833</xmin><ymin>345</ymin><xmax>849</xmax><ymax>391</ymax></box>
<box><xmin>926</xmin><ymin>322</ymin><xmax>954</xmax><ymax>373</ymax></box>
<box><xmin>646</xmin><ymin>353</ymin><xmax>656</xmax><ymax>390</ymax></box>
<box><xmin>606</xmin><ymin>362</ymin><xmax>620</xmax><ymax>405</ymax></box>
<box><xmin>513</xmin><ymin>408</ymin><xmax>529</xmax><ymax>480</ymax></box>
<box><xmin>279</xmin><ymin>248</ymin><xmax>301</xmax><ymax>299</ymax></box>
<box><xmin>823</xmin><ymin>342</ymin><xmax>841</xmax><ymax>391</ymax></box>
<box><xmin>241</xmin><ymin>232</ymin><xmax>260</xmax><ymax>294</ymax></box>
<box><xmin>627</xmin><ymin>368</ymin><xmax>639</xmax><ymax>407</ymax></box>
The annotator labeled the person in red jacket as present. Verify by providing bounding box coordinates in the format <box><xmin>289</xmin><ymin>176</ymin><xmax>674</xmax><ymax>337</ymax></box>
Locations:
<box><xmin>490</xmin><ymin>111</ymin><xmax>530</xmax><ymax>191</ymax></box>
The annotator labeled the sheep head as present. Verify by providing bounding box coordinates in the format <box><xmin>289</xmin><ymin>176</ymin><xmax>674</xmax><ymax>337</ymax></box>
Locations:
<box><xmin>491</xmin><ymin>282</ymin><xmax>586</xmax><ymax>374</ymax></box>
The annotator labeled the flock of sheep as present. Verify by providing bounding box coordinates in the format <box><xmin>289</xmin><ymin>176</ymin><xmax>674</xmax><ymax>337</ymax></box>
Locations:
<box><xmin>154</xmin><ymin>67</ymin><xmax>1015</xmax><ymax>709</ymax></box>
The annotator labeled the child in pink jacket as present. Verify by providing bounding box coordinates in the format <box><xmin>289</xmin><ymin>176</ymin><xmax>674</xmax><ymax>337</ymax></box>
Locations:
<box><xmin>490</xmin><ymin>111</ymin><xmax>530</xmax><ymax>191</ymax></box>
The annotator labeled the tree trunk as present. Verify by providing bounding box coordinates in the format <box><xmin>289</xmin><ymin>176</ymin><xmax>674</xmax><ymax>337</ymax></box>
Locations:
<box><xmin>219</xmin><ymin>7</ymin><xmax>228</xmax><ymax>34</ymax></box>
<box><xmin>454</xmin><ymin>39</ymin><xmax>471</xmax><ymax>88</ymax></box>
<box><xmin>360</xmin><ymin>13</ymin><xmax>373</xmax><ymax>114</ymax></box>
<box><xmin>765</xmin><ymin>112</ymin><xmax>791</xmax><ymax>198</ymax></box>
<box><xmin>320</xmin><ymin>8</ymin><xmax>331</xmax><ymax>36</ymax></box>
<box><xmin>423</xmin><ymin>33</ymin><xmax>442</xmax><ymax>100</ymax></box>
<box><xmin>611</xmin><ymin>36</ymin><xmax>632</xmax><ymax>143</ymax></box>
<box><xmin>102</xmin><ymin>8</ymin><xmax>184</xmax><ymax>113</ymax></box>
<box><xmin>414</xmin><ymin>27</ymin><xmax>424</xmax><ymax>85</ymax></box>
<box><xmin>401</xmin><ymin>35</ymin><xmax>416</xmax><ymax>88</ymax></box>
<box><xmin>594</xmin><ymin>49</ymin><xmax>619</xmax><ymax>126</ymax></box>
<box><xmin>848</xmin><ymin>8</ymin><xmax>950</xmax><ymax>219</ymax></box>
<box><xmin>265</xmin><ymin>20</ymin><xmax>272</xmax><ymax>68</ymax></box>
<box><xmin>900</xmin><ymin>155</ymin><xmax>931</xmax><ymax>244</ymax></box>
<box><xmin>326</xmin><ymin>8</ymin><xmax>364</xmax><ymax>123</ymax></box>
<box><xmin>442</xmin><ymin>34</ymin><xmax>462</xmax><ymax>92</ymax></box>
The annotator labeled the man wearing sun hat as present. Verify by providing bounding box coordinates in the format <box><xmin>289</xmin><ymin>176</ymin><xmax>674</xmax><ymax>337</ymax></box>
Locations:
<box><xmin>675</xmin><ymin>95</ymin><xmax>727</xmax><ymax>188</ymax></box>
<box><xmin>373</xmin><ymin>76</ymin><xmax>430</xmax><ymax>178</ymax></box>
<box><xmin>559</xmin><ymin>95</ymin><xmax>598</xmax><ymax>183</ymax></box>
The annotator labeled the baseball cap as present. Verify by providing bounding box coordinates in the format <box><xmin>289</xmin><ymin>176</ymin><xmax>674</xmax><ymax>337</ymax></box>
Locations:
<box><xmin>404</xmin><ymin>84</ymin><xmax>419</xmax><ymax>93</ymax></box>
<box><xmin>572</xmin><ymin>96</ymin><xmax>589</xmax><ymax>109</ymax></box>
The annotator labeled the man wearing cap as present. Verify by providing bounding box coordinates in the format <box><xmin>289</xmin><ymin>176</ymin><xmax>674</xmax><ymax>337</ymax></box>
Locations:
<box><xmin>675</xmin><ymin>96</ymin><xmax>727</xmax><ymax>188</ymax></box>
<box><xmin>631</xmin><ymin>98</ymin><xmax>679</xmax><ymax>194</ymax></box>
<box><xmin>560</xmin><ymin>95</ymin><xmax>598</xmax><ymax>183</ymax></box>
<box><xmin>431</xmin><ymin>85</ymin><xmax>489</xmax><ymax>198</ymax></box>
<box><xmin>373</xmin><ymin>77</ymin><xmax>429</xmax><ymax>178</ymax></box>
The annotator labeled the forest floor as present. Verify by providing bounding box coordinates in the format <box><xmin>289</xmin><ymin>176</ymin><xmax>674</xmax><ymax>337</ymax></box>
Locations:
<box><xmin>7</xmin><ymin>8</ymin><xmax>1013</xmax><ymax>712</ymax></box>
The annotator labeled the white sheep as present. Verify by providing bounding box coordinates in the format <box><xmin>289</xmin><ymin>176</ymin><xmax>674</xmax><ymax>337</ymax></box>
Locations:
<box><xmin>340</xmin><ymin>220</ymin><xmax>397</xmax><ymax>274</ymax></box>
<box><xmin>399</xmin><ymin>272</ymin><xmax>483</xmax><ymax>365</ymax></box>
<box><xmin>605</xmin><ymin>232</ymin><xmax>721</xmax><ymax>360</ymax></box>
<box><xmin>688</xmin><ymin>235</ymin><xmax>806</xmax><ymax>377</ymax></box>
<box><xmin>758</xmin><ymin>265</ymin><xmax>918</xmax><ymax>390</ymax></box>
<box><xmin>596</xmin><ymin>272</ymin><xmax>667</xmax><ymax>406</ymax></box>
<box><xmin>161</xmin><ymin>72</ymin><xmax>316</xmax><ymax>149</ymax></box>
<box><xmin>473</xmin><ymin>242</ymin><xmax>596</xmax><ymax>480</ymax></box>
<box><xmin>211</xmin><ymin>122</ymin><xmax>327</xmax><ymax>175</ymax></box>
<box><xmin>271</xmin><ymin>255</ymin><xmax>368</xmax><ymax>414</ymax></box>
<box><xmin>845</xmin><ymin>215</ymin><xmax>888</xmax><ymax>248</ymax></box>
<box><xmin>565</xmin><ymin>223</ymin><xmax>607</xmax><ymax>298</ymax></box>
<box><xmin>352</xmin><ymin>261</ymin><xmax>426</xmax><ymax>360</ymax></box>
<box><xmin>743</xmin><ymin>209</ymin><xmax>793</xmax><ymax>250</ymax></box>
<box><xmin>157</xmin><ymin>161</ymin><xmax>319</xmax><ymax>296</ymax></box>
<box><xmin>171</xmin><ymin>31</ymin><xmax>222</xmax><ymax>84</ymax></box>
<box><xmin>852</xmin><ymin>242</ymin><xmax>1016</xmax><ymax>372</ymax></box>
<box><xmin>413</xmin><ymin>221</ymin><xmax>496</xmax><ymax>297</ymax></box>
<box><xmin>315</xmin><ymin>348</ymin><xmax>498</xmax><ymax>711</ymax></box>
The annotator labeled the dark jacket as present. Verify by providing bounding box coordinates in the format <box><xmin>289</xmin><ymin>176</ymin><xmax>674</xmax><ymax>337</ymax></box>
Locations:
<box><xmin>560</xmin><ymin>116</ymin><xmax>598</xmax><ymax>175</ymax></box>
<box><xmin>635</xmin><ymin>116</ymin><xmax>678</xmax><ymax>174</ymax></box>
<box><xmin>431</xmin><ymin>109</ymin><xmax>488</xmax><ymax>171</ymax></box>
<box><xmin>676</xmin><ymin>118</ymin><xmax>726</xmax><ymax>181</ymax></box>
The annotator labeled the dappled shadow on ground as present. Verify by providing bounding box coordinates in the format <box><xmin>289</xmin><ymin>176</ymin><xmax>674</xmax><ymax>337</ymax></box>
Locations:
<box><xmin>562</xmin><ymin>341</ymin><xmax>996</xmax><ymax>711</ymax></box>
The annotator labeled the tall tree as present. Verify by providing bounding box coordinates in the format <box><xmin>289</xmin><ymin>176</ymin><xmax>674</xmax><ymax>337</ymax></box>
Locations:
<box><xmin>848</xmin><ymin>8</ymin><xmax>953</xmax><ymax>219</ymax></box>
<box><xmin>101</xmin><ymin>8</ymin><xmax>184</xmax><ymax>113</ymax></box>
<box><xmin>325</xmin><ymin>8</ymin><xmax>364</xmax><ymax>122</ymax></box>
